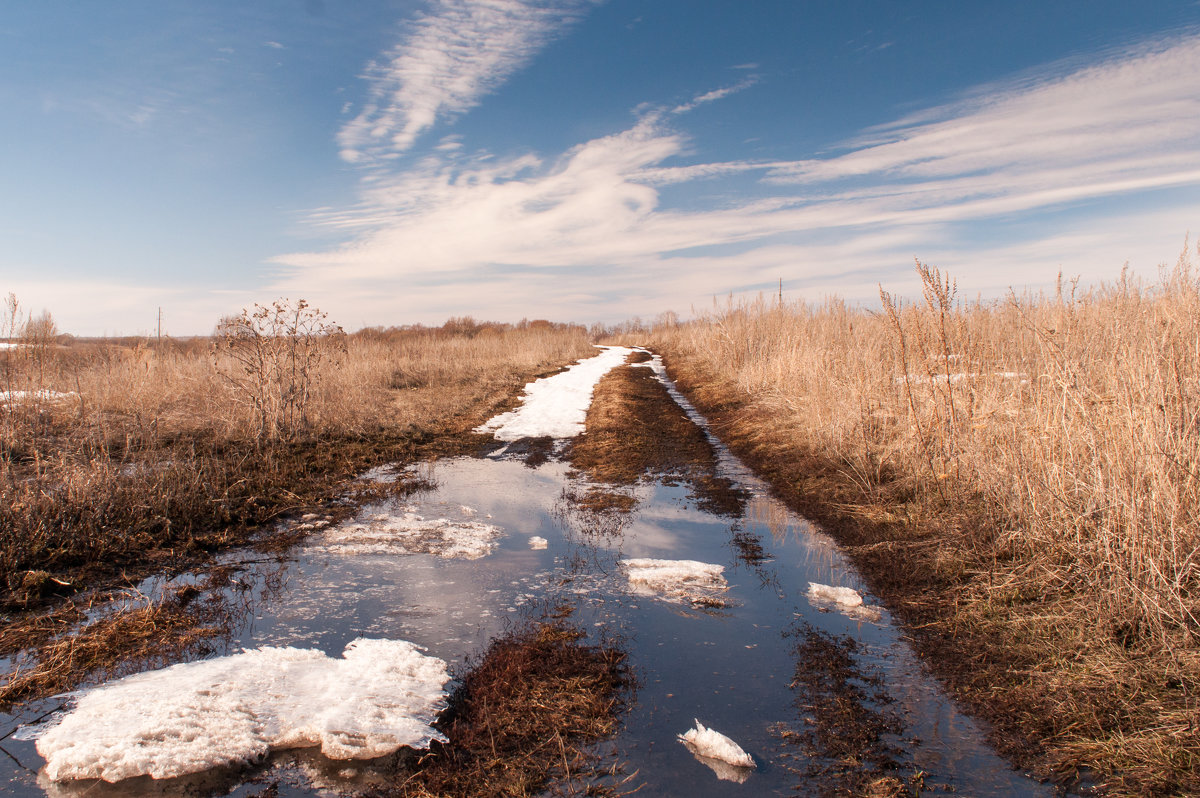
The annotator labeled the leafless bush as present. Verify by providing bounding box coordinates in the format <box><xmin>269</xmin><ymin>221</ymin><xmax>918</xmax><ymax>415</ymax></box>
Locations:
<box><xmin>214</xmin><ymin>299</ymin><xmax>345</xmax><ymax>441</ymax></box>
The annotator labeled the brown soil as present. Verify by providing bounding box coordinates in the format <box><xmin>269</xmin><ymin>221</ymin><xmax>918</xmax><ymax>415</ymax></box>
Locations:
<box><xmin>386</xmin><ymin>620</ymin><xmax>634</xmax><ymax>797</ymax></box>
<box><xmin>565</xmin><ymin>362</ymin><xmax>745</xmax><ymax>516</ymax></box>
<box><xmin>660</xmin><ymin>352</ymin><xmax>1200</xmax><ymax>796</ymax></box>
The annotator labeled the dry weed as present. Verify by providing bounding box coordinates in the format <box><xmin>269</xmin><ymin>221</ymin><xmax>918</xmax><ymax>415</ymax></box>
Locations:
<box><xmin>635</xmin><ymin>240</ymin><xmax>1200</xmax><ymax>793</ymax></box>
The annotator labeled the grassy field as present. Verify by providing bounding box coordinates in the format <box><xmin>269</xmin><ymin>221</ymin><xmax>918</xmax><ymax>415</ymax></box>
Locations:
<box><xmin>631</xmin><ymin>244</ymin><xmax>1200</xmax><ymax>795</ymax></box>
<box><xmin>0</xmin><ymin>307</ymin><xmax>594</xmax><ymax>610</ymax></box>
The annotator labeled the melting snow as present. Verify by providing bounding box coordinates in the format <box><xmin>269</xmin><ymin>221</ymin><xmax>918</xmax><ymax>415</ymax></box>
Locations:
<box><xmin>807</xmin><ymin>582</ymin><xmax>881</xmax><ymax>622</ymax></box>
<box><xmin>0</xmin><ymin>390</ymin><xmax>76</xmax><ymax>405</ymax></box>
<box><xmin>33</xmin><ymin>638</ymin><xmax>449</xmax><ymax>783</ymax></box>
<box><xmin>528</xmin><ymin>536</ymin><xmax>548</xmax><ymax>549</ymax></box>
<box><xmin>893</xmin><ymin>372</ymin><xmax>1026</xmax><ymax>385</ymax></box>
<box><xmin>678</xmin><ymin>719</ymin><xmax>754</xmax><ymax>774</ymax></box>
<box><xmin>808</xmin><ymin>582</ymin><xmax>864</xmax><ymax>607</ymax></box>
<box><xmin>475</xmin><ymin>346</ymin><xmax>634</xmax><ymax>440</ymax></box>
<box><xmin>317</xmin><ymin>505</ymin><xmax>502</xmax><ymax>559</ymax></box>
<box><xmin>622</xmin><ymin>558</ymin><xmax>729</xmax><ymax>607</ymax></box>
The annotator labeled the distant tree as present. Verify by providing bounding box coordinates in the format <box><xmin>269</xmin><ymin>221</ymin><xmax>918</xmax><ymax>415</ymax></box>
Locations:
<box><xmin>22</xmin><ymin>310</ymin><xmax>57</xmax><ymax>341</ymax></box>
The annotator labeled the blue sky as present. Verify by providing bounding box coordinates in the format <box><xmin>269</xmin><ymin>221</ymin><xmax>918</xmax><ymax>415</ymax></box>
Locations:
<box><xmin>3</xmin><ymin>1</ymin><xmax>1200</xmax><ymax>335</ymax></box>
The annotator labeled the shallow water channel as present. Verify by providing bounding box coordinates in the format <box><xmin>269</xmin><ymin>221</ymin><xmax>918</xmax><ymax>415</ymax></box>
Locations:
<box><xmin>1</xmin><ymin>370</ymin><xmax>1055</xmax><ymax>797</ymax></box>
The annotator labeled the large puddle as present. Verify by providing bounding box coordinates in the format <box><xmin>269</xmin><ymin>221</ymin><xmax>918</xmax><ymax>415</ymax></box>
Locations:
<box><xmin>0</xmin><ymin>368</ymin><xmax>1054</xmax><ymax>796</ymax></box>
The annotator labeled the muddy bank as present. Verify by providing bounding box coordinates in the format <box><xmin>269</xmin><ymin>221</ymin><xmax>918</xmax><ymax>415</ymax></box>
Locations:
<box><xmin>656</xmin><ymin>350</ymin><xmax>1199</xmax><ymax>796</ymax></box>
<box><xmin>565</xmin><ymin>358</ymin><xmax>746</xmax><ymax>517</ymax></box>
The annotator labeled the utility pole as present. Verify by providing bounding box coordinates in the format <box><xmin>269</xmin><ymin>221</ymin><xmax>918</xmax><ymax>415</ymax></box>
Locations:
<box><xmin>157</xmin><ymin>307</ymin><xmax>162</xmax><ymax>342</ymax></box>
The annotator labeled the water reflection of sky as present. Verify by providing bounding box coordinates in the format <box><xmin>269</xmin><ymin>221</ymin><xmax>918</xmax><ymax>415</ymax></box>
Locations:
<box><xmin>3</xmin><ymin>438</ymin><xmax>1053</xmax><ymax>797</ymax></box>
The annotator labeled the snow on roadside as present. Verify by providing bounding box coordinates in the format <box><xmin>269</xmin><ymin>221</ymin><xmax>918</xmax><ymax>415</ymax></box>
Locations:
<box><xmin>622</xmin><ymin>558</ymin><xmax>729</xmax><ymax>607</ymax></box>
<box><xmin>32</xmin><ymin>638</ymin><xmax>450</xmax><ymax>783</ymax></box>
<box><xmin>317</xmin><ymin>506</ymin><xmax>502</xmax><ymax>559</ymax></box>
<box><xmin>476</xmin><ymin>346</ymin><xmax>634</xmax><ymax>441</ymax></box>
<box><xmin>0</xmin><ymin>390</ymin><xmax>76</xmax><ymax>405</ymax></box>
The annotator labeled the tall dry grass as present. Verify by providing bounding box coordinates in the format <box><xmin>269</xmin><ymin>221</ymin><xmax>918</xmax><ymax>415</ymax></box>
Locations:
<box><xmin>642</xmin><ymin>246</ymin><xmax>1200</xmax><ymax>790</ymax></box>
<box><xmin>0</xmin><ymin>309</ymin><xmax>593</xmax><ymax>600</ymax></box>
<box><xmin>647</xmin><ymin>243</ymin><xmax>1200</xmax><ymax>651</ymax></box>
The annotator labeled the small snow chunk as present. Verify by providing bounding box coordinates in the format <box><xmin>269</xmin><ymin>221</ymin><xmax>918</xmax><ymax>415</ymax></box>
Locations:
<box><xmin>475</xmin><ymin>346</ymin><xmax>634</xmax><ymax>440</ymax></box>
<box><xmin>528</xmin><ymin>536</ymin><xmax>548</xmax><ymax>549</ymax></box>
<box><xmin>34</xmin><ymin>638</ymin><xmax>449</xmax><ymax>783</ymax></box>
<box><xmin>319</xmin><ymin>508</ymin><xmax>502</xmax><ymax>559</ymax></box>
<box><xmin>622</xmin><ymin>559</ymin><xmax>729</xmax><ymax>607</ymax></box>
<box><xmin>807</xmin><ymin>582</ymin><xmax>882</xmax><ymax>622</ymax></box>
<box><xmin>679</xmin><ymin>719</ymin><xmax>755</xmax><ymax>775</ymax></box>
<box><xmin>807</xmin><ymin>582</ymin><xmax>863</xmax><ymax>607</ymax></box>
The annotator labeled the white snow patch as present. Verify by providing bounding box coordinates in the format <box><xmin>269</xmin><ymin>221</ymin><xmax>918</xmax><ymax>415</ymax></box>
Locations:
<box><xmin>33</xmin><ymin>638</ymin><xmax>449</xmax><ymax>783</ymax></box>
<box><xmin>475</xmin><ymin>346</ymin><xmax>634</xmax><ymax>440</ymax></box>
<box><xmin>528</xmin><ymin>536</ymin><xmax>548</xmax><ymax>549</ymax></box>
<box><xmin>318</xmin><ymin>508</ymin><xmax>502</xmax><ymax>559</ymax></box>
<box><xmin>678</xmin><ymin>719</ymin><xmax>755</xmax><ymax>773</ymax></box>
<box><xmin>807</xmin><ymin>582</ymin><xmax>882</xmax><ymax>622</ymax></box>
<box><xmin>807</xmin><ymin>582</ymin><xmax>864</xmax><ymax>607</ymax></box>
<box><xmin>894</xmin><ymin>371</ymin><xmax>1026</xmax><ymax>385</ymax></box>
<box><xmin>0</xmin><ymin>390</ymin><xmax>76</xmax><ymax>405</ymax></box>
<box><xmin>622</xmin><ymin>558</ymin><xmax>729</xmax><ymax>607</ymax></box>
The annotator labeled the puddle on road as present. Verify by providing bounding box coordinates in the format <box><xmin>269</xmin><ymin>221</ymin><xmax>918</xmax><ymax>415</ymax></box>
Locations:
<box><xmin>1</xmin><ymin>425</ymin><xmax>1053</xmax><ymax>796</ymax></box>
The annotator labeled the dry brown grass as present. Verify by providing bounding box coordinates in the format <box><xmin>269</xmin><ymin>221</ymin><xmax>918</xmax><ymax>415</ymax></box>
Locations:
<box><xmin>0</xmin><ymin>312</ymin><xmax>593</xmax><ymax>607</ymax></box>
<box><xmin>633</xmin><ymin>242</ymin><xmax>1200</xmax><ymax>795</ymax></box>
<box><xmin>0</xmin><ymin>581</ymin><xmax>232</xmax><ymax>706</ymax></box>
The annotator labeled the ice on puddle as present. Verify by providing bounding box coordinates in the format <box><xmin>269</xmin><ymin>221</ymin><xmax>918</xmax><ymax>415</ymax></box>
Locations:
<box><xmin>318</xmin><ymin>508</ymin><xmax>502</xmax><ymax>559</ymax></box>
<box><xmin>807</xmin><ymin>582</ymin><xmax>863</xmax><ymax>607</ymax></box>
<box><xmin>807</xmin><ymin>582</ymin><xmax>882</xmax><ymax>622</ymax></box>
<box><xmin>528</xmin><ymin>536</ymin><xmax>548</xmax><ymax>549</ymax></box>
<box><xmin>475</xmin><ymin>346</ymin><xmax>634</xmax><ymax>440</ymax></box>
<box><xmin>34</xmin><ymin>638</ymin><xmax>450</xmax><ymax>783</ymax></box>
<box><xmin>621</xmin><ymin>558</ymin><xmax>729</xmax><ymax>607</ymax></box>
<box><xmin>678</xmin><ymin>719</ymin><xmax>755</xmax><ymax>776</ymax></box>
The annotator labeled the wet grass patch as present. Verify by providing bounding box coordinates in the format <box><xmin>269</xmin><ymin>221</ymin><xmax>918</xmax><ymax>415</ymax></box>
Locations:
<box><xmin>0</xmin><ymin>577</ymin><xmax>240</xmax><ymax>707</ymax></box>
<box><xmin>388</xmin><ymin>620</ymin><xmax>635</xmax><ymax>797</ymax></box>
<box><xmin>773</xmin><ymin>623</ymin><xmax>932</xmax><ymax>797</ymax></box>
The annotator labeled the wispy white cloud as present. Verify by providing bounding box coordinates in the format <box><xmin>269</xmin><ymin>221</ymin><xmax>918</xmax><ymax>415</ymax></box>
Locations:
<box><xmin>671</xmin><ymin>77</ymin><xmax>757</xmax><ymax>114</ymax></box>
<box><xmin>337</xmin><ymin>0</ymin><xmax>598</xmax><ymax>163</ymax></box>
<box><xmin>275</xmin><ymin>32</ymin><xmax>1200</xmax><ymax>326</ymax></box>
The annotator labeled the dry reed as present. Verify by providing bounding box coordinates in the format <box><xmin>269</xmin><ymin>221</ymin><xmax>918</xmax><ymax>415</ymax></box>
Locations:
<box><xmin>636</xmin><ymin>241</ymin><xmax>1200</xmax><ymax>794</ymax></box>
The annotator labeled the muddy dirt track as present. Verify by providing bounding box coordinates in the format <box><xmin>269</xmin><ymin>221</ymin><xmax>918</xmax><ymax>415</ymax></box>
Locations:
<box><xmin>1</xmin><ymin>349</ymin><xmax>1058</xmax><ymax>797</ymax></box>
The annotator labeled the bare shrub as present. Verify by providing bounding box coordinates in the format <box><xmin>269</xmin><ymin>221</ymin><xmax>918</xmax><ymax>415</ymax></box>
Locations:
<box><xmin>213</xmin><ymin>299</ymin><xmax>345</xmax><ymax>441</ymax></box>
